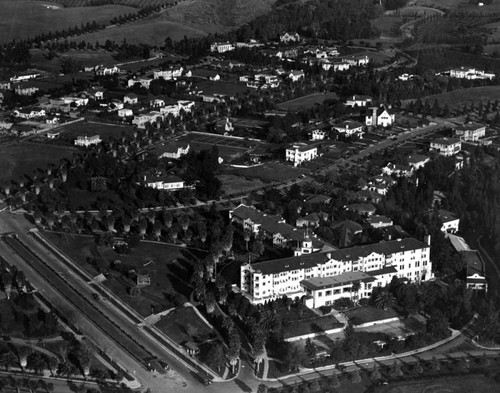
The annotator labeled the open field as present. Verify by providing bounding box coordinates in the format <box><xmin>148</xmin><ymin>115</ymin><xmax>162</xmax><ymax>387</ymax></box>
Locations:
<box><xmin>344</xmin><ymin>306</ymin><xmax>399</xmax><ymax>326</ymax></box>
<box><xmin>0</xmin><ymin>1</ymin><xmax>135</xmax><ymax>42</ymax></box>
<box><xmin>0</xmin><ymin>142</ymin><xmax>76</xmax><ymax>184</ymax></box>
<box><xmin>30</xmin><ymin>49</ymin><xmax>117</xmax><ymax>73</ymax></box>
<box><xmin>71</xmin><ymin>16</ymin><xmax>220</xmax><ymax>46</ymax></box>
<box><xmin>30</xmin><ymin>0</ymin><xmax>169</xmax><ymax>7</ymax></box>
<box><xmin>402</xmin><ymin>86</ymin><xmax>500</xmax><ymax>111</ymax></box>
<box><xmin>167</xmin><ymin>132</ymin><xmax>263</xmax><ymax>161</ymax></box>
<box><xmin>226</xmin><ymin>162</ymin><xmax>310</xmax><ymax>182</ymax></box>
<box><xmin>371</xmin><ymin>15</ymin><xmax>404</xmax><ymax>37</ymax></box>
<box><xmin>155</xmin><ymin>307</ymin><xmax>216</xmax><ymax>345</ymax></box>
<box><xmin>43</xmin><ymin>232</ymin><xmax>202</xmax><ymax>316</ymax></box>
<box><xmin>51</xmin><ymin>121</ymin><xmax>136</xmax><ymax>143</ymax></box>
<box><xmin>277</xmin><ymin>92</ymin><xmax>339</xmax><ymax>111</ymax></box>
<box><xmin>218</xmin><ymin>174</ymin><xmax>266</xmax><ymax>196</ymax></box>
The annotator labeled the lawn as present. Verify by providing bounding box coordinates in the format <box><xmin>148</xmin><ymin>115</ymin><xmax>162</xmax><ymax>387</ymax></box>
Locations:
<box><xmin>402</xmin><ymin>86</ymin><xmax>500</xmax><ymax>111</ymax></box>
<box><xmin>0</xmin><ymin>1</ymin><xmax>135</xmax><ymax>42</ymax></box>
<box><xmin>43</xmin><ymin>232</ymin><xmax>202</xmax><ymax>316</ymax></box>
<box><xmin>53</xmin><ymin>121</ymin><xmax>135</xmax><ymax>143</ymax></box>
<box><xmin>226</xmin><ymin>162</ymin><xmax>310</xmax><ymax>182</ymax></box>
<box><xmin>0</xmin><ymin>142</ymin><xmax>77</xmax><ymax>185</ymax></box>
<box><xmin>344</xmin><ymin>306</ymin><xmax>399</xmax><ymax>326</ymax></box>
<box><xmin>414</xmin><ymin>0</ymin><xmax>500</xmax><ymax>12</ymax></box>
<box><xmin>154</xmin><ymin>306</ymin><xmax>216</xmax><ymax>345</ymax></box>
<box><xmin>277</xmin><ymin>92</ymin><xmax>339</xmax><ymax>111</ymax></box>
<box><xmin>218</xmin><ymin>174</ymin><xmax>265</xmax><ymax>196</ymax></box>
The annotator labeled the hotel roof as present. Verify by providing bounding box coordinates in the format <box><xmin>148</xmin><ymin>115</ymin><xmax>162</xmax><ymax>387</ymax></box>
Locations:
<box><xmin>301</xmin><ymin>271</ymin><xmax>375</xmax><ymax>291</ymax></box>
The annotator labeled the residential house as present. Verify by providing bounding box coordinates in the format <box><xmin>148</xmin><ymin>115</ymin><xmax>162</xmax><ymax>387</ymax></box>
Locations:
<box><xmin>438</xmin><ymin>210</ymin><xmax>460</xmax><ymax>233</ymax></box>
<box><xmin>0</xmin><ymin>81</ymin><xmax>11</xmax><ymax>90</ymax></box>
<box><xmin>462</xmin><ymin>251</ymin><xmax>488</xmax><ymax>292</ymax></box>
<box><xmin>454</xmin><ymin>123</ymin><xmax>486</xmax><ymax>142</ymax></box>
<box><xmin>345</xmin><ymin>95</ymin><xmax>372</xmax><ymax>107</ymax></box>
<box><xmin>10</xmin><ymin>71</ymin><xmax>41</xmax><ymax>82</ymax></box>
<box><xmin>240</xmin><ymin>237</ymin><xmax>432</xmax><ymax>305</ymax></box>
<box><xmin>124</xmin><ymin>93</ymin><xmax>138</xmax><ymax>105</ymax></box>
<box><xmin>132</xmin><ymin>111</ymin><xmax>162</xmax><ymax>128</ymax></box>
<box><xmin>118</xmin><ymin>108</ymin><xmax>133</xmax><ymax>118</ymax></box>
<box><xmin>296</xmin><ymin>212</ymin><xmax>329</xmax><ymax>228</ymax></box>
<box><xmin>408</xmin><ymin>155</ymin><xmax>430</xmax><ymax>170</ymax></box>
<box><xmin>346</xmin><ymin>203</ymin><xmax>376</xmax><ymax>216</ymax></box>
<box><xmin>46</xmin><ymin>131</ymin><xmax>60</xmax><ymax>139</ymax></box>
<box><xmin>366</xmin><ymin>105</ymin><xmax>395</xmax><ymax>127</ymax></box>
<box><xmin>341</xmin><ymin>54</ymin><xmax>370</xmax><ymax>67</ymax></box>
<box><xmin>311</xmin><ymin>129</ymin><xmax>327</xmax><ymax>141</ymax></box>
<box><xmin>331</xmin><ymin>220</ymin><xmax>363</xmax><ymax>248</ymax></box>
<box><xmin>74</xmin><ymin>135</ymin><xmax>102</xmax><ymax>147</ymax></box>
<box><xmin>430</xmin><ymin>137</ymin><xmax>461</xmax><ymax>156</ymax></box>
<box><xmin>153</xmin><ymin>66</ymin><xmax>183</xmax><ymax>80</ymax></box>
<box><xmin>332</xmin><ymin>120</ymin><xmax>364</xmax><ymax>138</ymax></box>
<box><xmin>128</xmin><ymin>77</ymin><xmax>153</xmax><ymax>89</ymax></box>
<box><xmin>447</xmin><ymin>67</ymin><xmax>494</xmax><ymax>80</ymax></box>
<box><xmin>305</xmin><ymin>194</ymin><xmax>332</xmax><ymax>205</ymax></box>
<box><xmin>366</xmin><ymin>215</ymin><xmax>393</xmax><ymax>229</ymax></box>
<box><xmin>288</xmin><ymin>70</ymin><xmax>305</xmax><ymax>82</ymax></box>
<box><xmin>95</xmin><ymin>65</ymin><xmax>120</xmax><ymax>76</ymax></box>
<box><xmin>151</xmin><ymin>98</ymin><xmax>166</xmax><ymax>108</ymax></box>
<box><xmin>143</xmin><ymin>173</ymin><xmax>185</xmax><ymax>191</ymax></box>
<box><xmin>382</xmin><ymin>162</ymin><xmax>414</xmax><ymax>177</ymax></box>
<box><xmin>280</xmin><ymin>32</ymin><xmax>300</xmax><ymax>43</ymax></box>
<box><xmin>285</xmin><ymin>143</ymin><xmax>318</xmax><ymax>166</ymax></box>
<box><xmin>157</xmin><ymin>143</ymin><xmax>190</xmax><ymax>159</ymax></box>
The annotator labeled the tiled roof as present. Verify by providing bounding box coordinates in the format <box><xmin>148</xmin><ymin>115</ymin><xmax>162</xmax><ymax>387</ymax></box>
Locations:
<box><xmin>366</xmin><ymin>266</ymin><xmax>398</xmax><ymax>276</ymax></box>
<box><xmin>438</xmin><ymin>210</ymin><xmax>458</xmax><ymax>223</ymax></box>
<box><xmin>253</xmin><ymin>253</ymin><xmax>330</xmax><ymax>275</ymax></box>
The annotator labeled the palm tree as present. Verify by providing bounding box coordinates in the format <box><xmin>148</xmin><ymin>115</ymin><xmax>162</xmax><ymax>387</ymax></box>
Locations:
<box><xmin>375</xmin><ymin>290</ymin><xmax>396</xmax><ymax>310</ymax></box>
<box><xmin>350</xmin><ymin>281</ymin><xmax>361</xmax><ymax>304</ymax></box>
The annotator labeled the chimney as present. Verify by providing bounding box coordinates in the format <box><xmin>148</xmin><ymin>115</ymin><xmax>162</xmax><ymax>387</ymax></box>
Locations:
<box><xmin>424</xmin><ymin>234</ymin><xmax>431</xmax><ymax>246</ymax></box>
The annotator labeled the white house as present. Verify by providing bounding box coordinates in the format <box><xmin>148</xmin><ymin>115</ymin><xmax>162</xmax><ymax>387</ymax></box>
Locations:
<box><xmin>454</xmin><ymin>123</ymin><xmax>486</xmax><ymax>142</ymax></box>
<box><xmin>144</xmin><ymin>173</ymin><xmax>185</xmax><ymax>190</ymax></box>
<box><xmin>157</xmin><ymin>143</ymin><xmax>190</xmax><ymax>159</ymax></box>
<box><xmin>285</xmin><ymin>143</ymin><xmax>318</xmax><ymax>166</ymax></box>
<box><xmin>95</xmin><ymin>65</ymin><xmax>120</xmax><ymax>76</ymax></box>
<box><xmin>366</xmin><ymin>105</ymin><xmax>395</xmax><ymax>127</ymax></box>
<box><xmin>153</xmin><ymin>66</ymin><xmax>183</xmax><ymax>80</ymax></box>
<box><xmin>124</xmin><ymin>93</ymin><xmax>138</xmax><ymax>105</ymax></box>
<box><xmin>438</xmin><ymin>210</ymin><xmax>460</xmax><ymax>233</ymax></box>
<box><xmin>311</xmin><ymin>129</ymin><xmax>327</xmax><ymax>141</ymax></box>
<box><xmin>240</xmin><ymin>238</ymin><xmax>432</xmax><ymax>305</ymax></box>
<box><xmin>448</xmin><ymin>67</ymin><xmax>495</xmax><ymax>80</ymax></box>
<box><xmin>288</xmin><ymin>70</ymin><xmax>305</xmax><ymax>82</ymax></box>
<box><xmin>430</xmin><ymin>137</ymin><xmax>462</xmax><ymax>156</ymax></box>
<box><xmin>280</xmin><ymin>32</ymin><xmax>300</xmax><ymax>43</ymax></box>
<box><xmin>382</xmin><ymin>162</ymin><xmax>414</xmax><ymax>177</ymax></box>
<box><xmin>332</xmin><ymin>120</ymin><xmax>364</xmax><ymax>137</ymax></box>
<box><xmin>342</xmin><ymin>55</ymin><xmax>370</xmax><ymax>67</ymax></box>
<box><xmin>118</xmin><ymin>108</ymin><xmax>133</xmax><ymax>118</ymax></box>
<box><xmin>366</xmin><ymin>215</ymin><xmax>393</xmax><ymax>228</ymax></box>
<box><xmin>210</xmin><ymin>42</ymin><xmax>234</xmax><ymax>53</ymax></box>
<box><xmin>74</xmin><ymin>135</ymin><xmax>101</xmax><ymax>147</ymax></box>
<box><xmin>463</xmin><ymin>251</ymin><xmax>488</xmax><ymax>292</ymax></box>
<box><xmin>345</xmin><ymin>95</ymin><xmax>372</xmax><ymax>107</ymax></box>
<box><xmin>132</xmin><ymin>111</ymin><xmax>162</xmax><ymax>128</ymax></box>
<box><xmin>407</xmin><ymin>155</ymin><xmax>430</xmax><ymax>170</ymax></box>
<box><xmin>127</xmin><ymin>77</ymin><xmax>153</xmax><ymax>89</ymax></box>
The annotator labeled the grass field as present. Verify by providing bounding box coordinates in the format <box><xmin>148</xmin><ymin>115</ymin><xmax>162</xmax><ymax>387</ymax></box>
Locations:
<box><xmin>30</xmin><ymin>49</ymin><xmax>118</xmax><ymax>73</ymax></box>
<box><xmin>218</xmin><ymin>174</ymin><xmax>266</xmax><ymax>196</ymax></box>
<box><xmin>43</xmin><ymin>232</ymin><xmax>201</xmax><ymax>316</ymax></box>
<box><xmin>402</xmin><ymin>86</ymin><xmax>500</xmax><ymax>111</ymax></box>
<box><xmin>371</xmin><ymin>15</ymin><xmax>404</xmax><ymax>37</ymax></box>
<box><xmin>0</xmin><ymin>1</ymin><xmax>135</xmax><ymax>42</ymax></box>
<box><xmin>0</xmin><ymin>142</ymin><xmax>76</xmax><ymax>185</ymax></box>
<box><xmin>414</xmin><ymin>0</ymin><xmax>500</xmax><ymax>12</ymax></box>
<box><xmin>155</xmin><ymin>307</ymin><xmax>216</xmax><ymax>345</ymax></box>
<box><xmin>226</xmin><ymin>162</ymin><xmax>310</xmax><ymax>182</ymax></box>
<box><xmin>166</xmin><ymin>132</ymin><xmax>263</xmax><ymax>161</ymax></box>
<box><xmin>53</xmin><ymin>121</ymin><xmax>135</xmax><ymax>143</ymax></box>
<box><xmin>277</xmin><ymin>92</ymin><xmax>339</xmax><ymax>111</ymax></box>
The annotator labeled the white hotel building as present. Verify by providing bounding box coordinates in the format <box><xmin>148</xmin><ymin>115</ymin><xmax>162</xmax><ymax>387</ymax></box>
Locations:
<box><xmin>240</xmin><ymin>238</ymin><xmax>433</xmax><ymax>307</ymax></box>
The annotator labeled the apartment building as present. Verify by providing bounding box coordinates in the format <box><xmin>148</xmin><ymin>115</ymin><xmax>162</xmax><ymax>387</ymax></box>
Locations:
<box><xmin>285</xmin><ymin>143</ymin><xmax>318</xmax><ymax>166</ymax></box>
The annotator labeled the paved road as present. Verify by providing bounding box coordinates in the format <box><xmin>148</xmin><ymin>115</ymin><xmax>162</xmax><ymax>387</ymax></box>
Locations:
<box><xmin>320</xmin><ymin>119</ymin><xmax>454</xmax><ymax>176</ymax></box>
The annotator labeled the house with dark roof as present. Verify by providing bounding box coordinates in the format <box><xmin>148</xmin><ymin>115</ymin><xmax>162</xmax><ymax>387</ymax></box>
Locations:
<box><xmin>143</xmin><ymin>172</ymin><xmax>185</xmax><ymax>191</ymax></box>
<box><xmin>454</xmin><ymin>122</ymin><xmax>486</xmax><ymax>142</ymax></box>
<box><xmin>366</xmin><ymin>215</ymin><xmax>393</xmax><ymax>229</ymax></box>
<box><xmin>346</xmin><ymin>203</ymin><xmax>377</xmax><ymax>216</ymax></box>
<box><xmin>331</xmin><ymin>220</ymin><xmax>363</xmax><ymax>248</ymax></box>
<box><xmin>296</xmin><ymin>212</ymin><xmax>329</xmax><ymax>228</ymax></box>
<box><xmin>240</xmin><ymin>238</ymin><xmax>432</xmax><ymax>305</ymax></box>
<box><xmin>462</xmin><ymin>251</ymin><xmax>487</xmax><ymax>292</ymax></box>
<box><xmin>332</xmin><ymin>120</ymin><xmax>364</xmax><ymax>138</ymax></box>
<box><xmin>305</xmin><ymin>194</ymin><xmax>332</xmax><ymax>205</ymax></box>
<box><xmin>438</xmin><ymin>210</ymin><xmax>460</xmax><ymax>233</ymax></box>
<box><xmin>430</xmin><ymin>137</ymin><xmax>461</xmax><ymax>157</ymax></box>
<box><xmin>408</xmin><ymin>155</ymin><xmax>430</xmax><ymax>170</ymax></box>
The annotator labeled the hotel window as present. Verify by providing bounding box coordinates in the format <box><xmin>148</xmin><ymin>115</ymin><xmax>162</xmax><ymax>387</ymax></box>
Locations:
<box><xmin>318</xmin><ymin>291</ymin><xmax>323</xmax><ymax>297</ymax></box>
<box><xmin>325</xmin><ymin>290</ymin><xmax>332</xmax><ymax>296</ymax></box>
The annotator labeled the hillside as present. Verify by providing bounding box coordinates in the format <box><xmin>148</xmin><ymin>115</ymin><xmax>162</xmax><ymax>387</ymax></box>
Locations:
<box><xmin>164</xmin><ymin>0</ymin><xmax>277</xmax><ymax>28</ymax></box>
